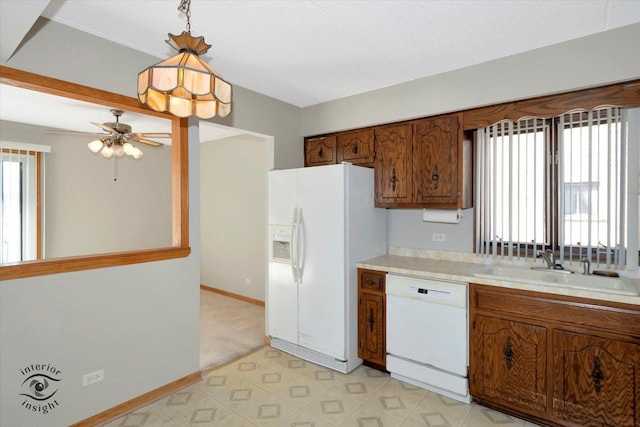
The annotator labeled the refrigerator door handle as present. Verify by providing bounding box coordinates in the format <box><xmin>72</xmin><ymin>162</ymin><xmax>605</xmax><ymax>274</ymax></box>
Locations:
<box><xmin>296</xmin><ymin>208</ymin><xmax>304</xmax><ymax>283</ymax></box>
<box><xmin>291</xmin><ymin>208</ymin><xmax>301</xmax><ymax>283</ymax></box>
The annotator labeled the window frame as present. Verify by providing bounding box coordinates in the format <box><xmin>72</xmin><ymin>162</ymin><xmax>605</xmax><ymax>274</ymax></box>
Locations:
<box><xmin>0</xmin><ymin>65</ymin><xmax>190</xmax><ymax>280</ymax></box>
<box><xmin>476</xmin><ymin>109</ymin><xmax>631</xmax><ymax>263</ymax></box>
<box><xmin>1</xmin><ymin>149</ymin><xmax>42</xmax><ymax>262</ymax></box>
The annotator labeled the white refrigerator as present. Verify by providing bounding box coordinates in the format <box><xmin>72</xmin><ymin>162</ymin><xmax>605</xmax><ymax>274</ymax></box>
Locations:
<box><xmin>267</xmin><ymin>163</ymin><xmax>386</xmax><ymax>373</ymax></box>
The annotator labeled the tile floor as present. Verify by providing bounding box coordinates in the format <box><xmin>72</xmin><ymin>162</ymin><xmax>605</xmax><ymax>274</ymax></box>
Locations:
<box><xmin>105</xmin><ymin>346</ymin><xmax>542</xmax><ymax>427</ymax></box>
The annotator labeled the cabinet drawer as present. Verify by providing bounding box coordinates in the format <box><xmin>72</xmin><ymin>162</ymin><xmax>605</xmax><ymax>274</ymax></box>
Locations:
<box><xmin>359</xmin><ymin>269</ymin><xmax>385</xmax><ymax>293</ymax></box>
<box><xmin>472</xmin><ymin>284</ymin><xmax>640</xmax><ymax>336</ymax></box>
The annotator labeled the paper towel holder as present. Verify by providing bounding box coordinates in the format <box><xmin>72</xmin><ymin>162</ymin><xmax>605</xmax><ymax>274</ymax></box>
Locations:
<box><xmin>422</xmin><ymin>208</ymin><xmax>464</xmax><ymax>224</ymax></box>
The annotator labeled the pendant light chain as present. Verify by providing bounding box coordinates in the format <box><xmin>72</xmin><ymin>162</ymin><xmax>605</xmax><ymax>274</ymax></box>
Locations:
<box><xmin>178</xmin><ymin>0</ymin><xmax>192</xmax><ymax>33</ymax></box>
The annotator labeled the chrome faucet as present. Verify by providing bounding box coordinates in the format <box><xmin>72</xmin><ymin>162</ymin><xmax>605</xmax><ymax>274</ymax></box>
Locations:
<box><xmin>581</xmin><ymin>257</ymin><xmax>591</xmax><ymax>275</ymax></box>
<box><xmin>537</xmin><ymin>249</ymin><xmax>558</xmax><ymax>269</ymax></box>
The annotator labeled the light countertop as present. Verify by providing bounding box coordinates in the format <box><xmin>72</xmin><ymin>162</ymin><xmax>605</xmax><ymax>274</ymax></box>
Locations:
<box><xmin>357</xmin><ymin>248</ymin><xmax>640</xmax><ymax>306</ymax></box>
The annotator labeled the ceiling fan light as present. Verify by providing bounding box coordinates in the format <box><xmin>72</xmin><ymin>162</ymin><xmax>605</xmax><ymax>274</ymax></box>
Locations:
<box><xmin>123</xmin><ymin>142</ymin><xmax>135</xmax><ymax>156</ymax></box>
<box><xmin>88</xmin><ymin>139</ymin><xmax>104</xmax><ymax>153</ymax></box>
<box><xmin>132</xmin><ymin>147</ymin><xmax>144</xmax><ymax>160</ymax></box>
<box><xmin>100</xmin><ymin>145</ymin><xmax>113</xmax><ymax>158</ymax></box>
<box><xmin>111</xmin><ymin>143</ymin><xmax>125</xmax><ymax>157</ymax></box>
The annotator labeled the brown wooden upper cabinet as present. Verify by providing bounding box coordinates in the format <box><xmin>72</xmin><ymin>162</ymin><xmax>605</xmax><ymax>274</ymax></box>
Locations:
<box><xmin>305</xmin><ymin>130</ymin><xmax>375</xmax><ymax>167</ymax></box>
<box><xmin>373</xmin><ymin>123</ymin><xmax>413</xmax><ymax>205</ymax></box>
<box><xmin>336</xmin><ymin>129</ymin><xmax>375</xmax><ymax>167</ymax></box>
<box><xmin>374</xmin><ymin>113</ymin><xmax>472</xmax><ymax>208</ymax></box>
<box><xmin>304</xmin><ymin>113</ymin><xmax>472</xmax><ymax>209</ymax></box>
<box><xmin>304</xmin><ymin>135</ymin><xmax>336</xmax><ymax>166</ymax></box>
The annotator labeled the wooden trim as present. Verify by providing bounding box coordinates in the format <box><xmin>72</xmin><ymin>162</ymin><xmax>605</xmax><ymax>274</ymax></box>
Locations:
<box><xmin>0</xmin><ymin>65</ymin><xmax>191</xmax><ymax>280</ymax></box>
<box><xmin>173</xmin><ymin>117</ymin><xmax>190</xmax><ymax>247</ymax></box>
<box><xmin>200</xmin><ymin>346</ymin><xmax>266</xmax><ymax>377</ymax></box>
<box><xmin>70</xmin><ymin>371</ymin><xmax>202</xmax><ymax>427</ymax></box>
<box><xmin>0</xmin><ymin>66</ymin><xmax>171</xmax><ymax>119</ymax></box>
<box><xmin>200</xmin><ymin>284</ymin><xmax>265</xmax><ymax>307</ymax></box>
<box><xmin>0</xmin><ymin>247</ymin><xmax>191</xmax><ymax>280</ymax></box>
<box><xmin>264</xmin><ymin>335</ymin><xmax>271</xmax><ymax>346</ymax></box>
<box><xmin>462</xmin><ymin>79</ymin><xmax>640</xmax><ymax>130</ymax></box>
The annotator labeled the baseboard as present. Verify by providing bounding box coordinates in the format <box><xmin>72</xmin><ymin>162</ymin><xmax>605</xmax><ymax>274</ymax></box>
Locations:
<box><xmin>200</xmin><ymin>284</ymin><xmax>265</xmax><ymax>307</ymax></box>
<box><xmin>70</xmin><ymin>371</ymin><xmax>202</xmax><ymax>427</ymax></box>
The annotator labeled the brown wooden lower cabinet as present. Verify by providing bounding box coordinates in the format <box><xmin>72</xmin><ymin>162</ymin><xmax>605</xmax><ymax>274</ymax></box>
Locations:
<box><xmin>470</xmin><ymin>283</ymin><xmax>640</xmax><ymax>427</ymax></box>
<box><xmin>552</xmin><ymin>329</ymin><xmax>640</xmax><ymax>427</ymax></box>
<box><xmin>471</xmin><ymin>315</ymin><xmax>547</xmax><ymax>414</ymax></box>
<box><xmin>357</xmin><ymin>269</ymin><xmax>386</xmax><ymax>369</ymax></box>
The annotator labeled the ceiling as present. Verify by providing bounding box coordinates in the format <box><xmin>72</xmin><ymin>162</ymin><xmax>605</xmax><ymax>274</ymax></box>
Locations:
<box><xmin>1</xmin><ymin>1</ymin><xmax>639</xmax><ymax>140</ymax></box>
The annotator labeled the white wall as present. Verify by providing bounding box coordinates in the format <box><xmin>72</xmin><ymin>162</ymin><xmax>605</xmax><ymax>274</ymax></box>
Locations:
<box><xmin>200</xmin><ymin>134</ymin><xmax>273</xmax><ymax>301</ymax></box>
<box><xmin>302</xmin><ymin>23</ymin><xmax>640</xmax><ymax>253</ymax></box>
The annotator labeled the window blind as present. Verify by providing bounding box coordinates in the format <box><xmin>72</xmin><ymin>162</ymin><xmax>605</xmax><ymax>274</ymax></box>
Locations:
<box><xmin>475</xmin><ymin>107</ymin><xmax>635</xmax><ymax>270</ymax></box>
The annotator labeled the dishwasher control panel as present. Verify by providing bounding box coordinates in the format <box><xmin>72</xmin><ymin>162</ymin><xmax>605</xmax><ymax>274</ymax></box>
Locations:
<box><xmin>386</xmin><ymin>274</ymin><xmax>468</xmax><ymax>308</ymax></box>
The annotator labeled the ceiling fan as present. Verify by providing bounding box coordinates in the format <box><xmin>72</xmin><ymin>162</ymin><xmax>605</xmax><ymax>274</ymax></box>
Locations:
<box><xmin>85</xmin><ymin>109</ymin><xmax>170</xmax><ymax>159</ymax></box>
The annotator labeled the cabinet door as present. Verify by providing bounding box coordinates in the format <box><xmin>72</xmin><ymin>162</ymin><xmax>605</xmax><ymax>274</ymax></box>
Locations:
<box><xmin>470</xmin><ymin>315</ymin><xmax>547</xmax><ymax>413</ymax></box>
<box><xmin>413</xmin><ymin>114</ymin><xmax>460</xmax><ymax>205</ymax></box>
<box><xmin>337</xmin><ymin>129</ymin><xmax>374</xmax><ymax>166</ymax></box>
<box><xmin>305</xmin><ymin>136</ymin><xmax>336</xmax><ymax>166</ymax></box>
<box><xmin>374</xmin><ymin>124</ymin><xmax>413</xmax><ymax>206</ymax></box>
<box><xmin>358</xmin><ymin>292</ymin><xmax>385</xmax><ymax>367</ymax></box>
<box><xmin>552</xmin><ymin>329</ymin><xmax>640</xmax><ymax>427</ymax></box>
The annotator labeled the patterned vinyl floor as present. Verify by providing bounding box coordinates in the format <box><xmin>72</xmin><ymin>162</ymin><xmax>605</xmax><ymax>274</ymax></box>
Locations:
<box><xmin>105</xmin><ymin>346</ymin><xmax>542</xmax><ymax>427</ymax></box>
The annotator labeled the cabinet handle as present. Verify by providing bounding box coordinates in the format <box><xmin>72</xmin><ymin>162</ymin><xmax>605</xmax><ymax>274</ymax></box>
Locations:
<box><xmin>364</xmin><ymin>278</ymin><xmax>376</xmax><ymax>286</ymax></box>
<box><xmin>352</xmin><ymin>144</ymin><xmax>358</xmax><ymax>154</ymax></box>
<box><xmin>368</xmin><ymin>308</ymin><xmax>374</xmax><ymax>332</ymax></box>
<box><xmin>592</xmin><ymin>356</ymin><xmax>604</xmax><ymax>393</ymax></box>
<box><xmin>318</xmin><ymin>147</ymin><xmax>323</xmax><ymax>158</ymax></box>
<box><xmin>504</xmin><ymin>337</ymin><xmax>514</xmax><ymax>369</ymax></box>
<box><xmin>432</xmin><ymin>166</ymin><xmax>439</xmax><ymax>190</ymax></box>
<box><xmin>390</xmin><ymin>168</ymin><xmax>398</xmax><ymax>192</ymax></box>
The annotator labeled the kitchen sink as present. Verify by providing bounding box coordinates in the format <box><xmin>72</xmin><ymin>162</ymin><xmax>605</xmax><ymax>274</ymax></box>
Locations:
<box><xmin>474</xmin><ymin>265</ymin><xmax>639</xmax><ymax>296</ymax></box>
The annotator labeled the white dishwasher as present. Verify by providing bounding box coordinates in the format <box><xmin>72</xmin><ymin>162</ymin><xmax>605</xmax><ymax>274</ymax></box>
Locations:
<box><xmin>386</xmin><ymin>273</ymin><xmax>470</xmax><ymax>403</ymax></box>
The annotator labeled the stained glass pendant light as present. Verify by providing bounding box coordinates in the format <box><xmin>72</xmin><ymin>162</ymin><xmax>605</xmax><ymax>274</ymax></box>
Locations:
<box><xmin>137</xmin><ymin>0</ymin><xmax>231</xmax><ymax>119</ymax></box>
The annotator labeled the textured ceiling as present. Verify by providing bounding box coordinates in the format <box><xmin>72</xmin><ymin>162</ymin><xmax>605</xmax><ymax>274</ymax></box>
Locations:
<box><xmin>1</xmin><ymin>1</ymin><xmax>639</xmax><ymax>142</ymax></box>
<box><xmin>2</xmin><ymin>0</ymin><xmax>639</xmax><ymax>108</ymax></box>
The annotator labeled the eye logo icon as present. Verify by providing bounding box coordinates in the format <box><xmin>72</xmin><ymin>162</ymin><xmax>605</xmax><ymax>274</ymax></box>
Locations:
<box><xmin>19</xmin><ymin>363</ymin><xmax>62</xmax><ymax>415</ymax></box>
<box><xmin>21</xmin><ymin>374</ymin><xmax>60</xmax><ymax>401</ymax></box>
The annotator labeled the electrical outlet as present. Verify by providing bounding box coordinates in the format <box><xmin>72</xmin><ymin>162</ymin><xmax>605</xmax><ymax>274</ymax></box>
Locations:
<box><xmin>82</xmin><ymin>369</ymin><xmax>104</xmax><ymax>387</ymax></box>
<box><xmin>432</xmin><ymin>233</ymin><xmax>446</xmax><ymax>242</ymax></box>
<box><xmin>244</xmin><ymin>278</ymin><xmax>251</xmax><ymax>285</ymax></box>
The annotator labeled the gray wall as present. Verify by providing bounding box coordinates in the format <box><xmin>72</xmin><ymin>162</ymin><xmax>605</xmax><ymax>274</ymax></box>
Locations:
<box><xmin>1</xmin><ymin>120</ymin><xmax>173</xmax><ymax>258</ymax></box>
<box><xmin>0</xmin><ymin>119</ymin><xmax>201</xmax><ymax>426</ymax></box>
<box><xmin>0</xmin><ymin>17</ymin><xmax>298</xmax><ymax>426</ymax></box>
<box><xmin>200</xmin><ymin>134</ymin><xmax>273</xmax><ymax>301</ymax></box>
<box><xmin>302</xmin><ymin>23</ymin><xmax>640</xmax><ymax>253</ymax></box>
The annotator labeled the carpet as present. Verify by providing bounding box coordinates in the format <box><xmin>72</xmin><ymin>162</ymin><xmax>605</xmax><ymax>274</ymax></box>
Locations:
<box><xmin>200</xmin><ymin>289</ymin><xmax>266</xmax><ymax>370</ymax></box>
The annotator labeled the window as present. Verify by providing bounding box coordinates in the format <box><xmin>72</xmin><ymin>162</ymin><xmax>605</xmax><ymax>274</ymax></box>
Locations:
<box><xmin>1</xmin><ymin>149</ymin><xmax>41</xmax><ymax>263</ymax></box>
<box><xmin>475</xmin><ymin>107</ymin><xmax>635</xmax><ymax>268</ymax></box>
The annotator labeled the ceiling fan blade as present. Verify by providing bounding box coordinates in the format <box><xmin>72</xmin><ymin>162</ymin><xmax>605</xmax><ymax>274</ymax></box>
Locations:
<box><xmin>91</xmin><ymin>122</ymin><xmax>118</xmax><ymax>133</ymax></box>
<box><xmin>132</xmin><ymin>132</ymin><xmax>171</xmax><ymax>138</ymax></box>
<box><xmin>127</xmin><ymin>135</ymin><xmax>164</xmax><ymax>147</ymax></box>
<box><xmin>45</xmin><ymin>129</ymin><xmax>107</xmax><ymax>136</ymax></box>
